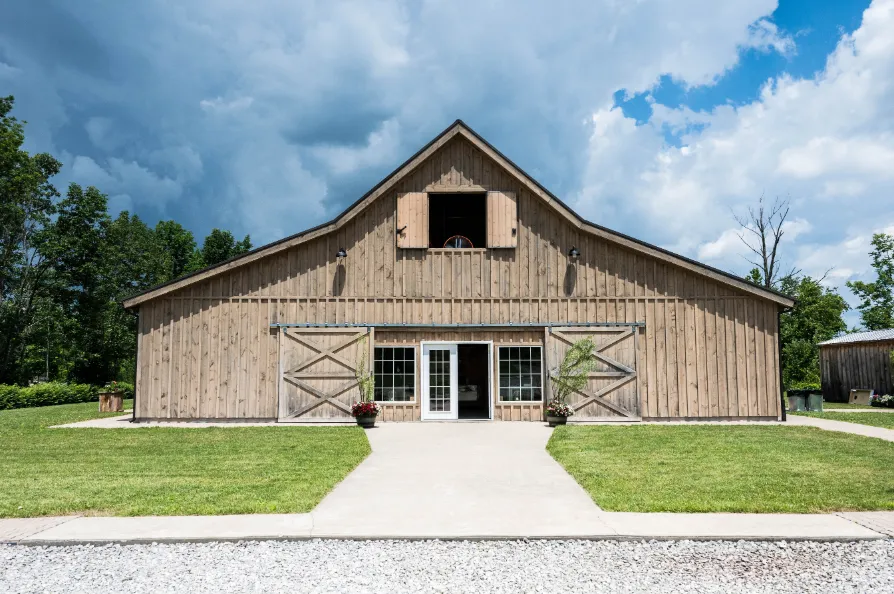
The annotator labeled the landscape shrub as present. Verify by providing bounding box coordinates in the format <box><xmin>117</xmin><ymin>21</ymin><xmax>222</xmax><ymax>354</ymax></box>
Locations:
<box><xmin>114</xmin><ymin>382</ymin><xmax>134</xmax><ymax>399</ymax></box>
<box><xmin>786</xmin><ymin>380</ymin><xmax>821</xmax><ymax>392</ymax></box>
<box><xmin>870</xmin><ymin>393</ymin><xmax>894</xmax><ymax>408</ymax></box>
<box><xmin>0</xmin><ymin>382</ymin><xmax>99</xmax><ymax>410</ymax></box>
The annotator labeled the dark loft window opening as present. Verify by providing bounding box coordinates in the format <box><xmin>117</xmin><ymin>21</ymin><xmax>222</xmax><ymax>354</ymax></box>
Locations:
<box><xmin>429</xmin><ymin>193</ymin><xmax>486</xmax><ymax>248</ymax></box>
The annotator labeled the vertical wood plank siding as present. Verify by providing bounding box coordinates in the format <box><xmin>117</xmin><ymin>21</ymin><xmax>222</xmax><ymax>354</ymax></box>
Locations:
<box><xmin>820</xmin><ymin>341</ymin><xmax>894</xmax><ymax>402</ymax></box>
<box><xmin>134</xmin><ymin>136</ymin><xmax>783</xmax><ymax>420</ymax></box>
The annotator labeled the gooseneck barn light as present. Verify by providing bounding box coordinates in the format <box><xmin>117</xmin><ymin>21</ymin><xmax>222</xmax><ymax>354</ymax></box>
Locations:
<box><xmin>568</xmin><ymin>246</ymin><xmax>580</xmax><ymax>261</ymax></box>
<box><xmin>336</xmin><ymin>247</ymin><xmax>347</xmax><ymax>259</ymax></box>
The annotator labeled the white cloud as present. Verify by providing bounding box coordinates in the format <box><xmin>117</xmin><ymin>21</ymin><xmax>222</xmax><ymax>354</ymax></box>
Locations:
<box><xmin>745</xmin><ymin>18</ymin><xmax>796</xmax><ymax>56</ymax></box>
<box><xmin>777</xmin><ymin>136</ymin><xmax>894</xmax><ymax>178</ymax></box>
<box><xmin>697</xmin><ymin>228</ymin><xmax>743</xmax><ymax>261</ymax></box>
<box><xmin>575</xmin><ymin>0</ymin><xmax>894</xmax><ymax>301</ymax></box>
<box><xmin>695</xmin><ymin>218</ymin><xmax>811</xmax><ymax>263</ymax></box>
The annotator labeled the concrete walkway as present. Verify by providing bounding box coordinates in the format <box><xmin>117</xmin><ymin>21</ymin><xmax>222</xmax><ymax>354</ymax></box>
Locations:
<box><xmin>311</xmin><ymin>422</ymin><xmax>612</xmax><ymax>538</ymax></box>
<box><xmin>787</xmin><ymin>414</ymin><xmax>894</xmax><ymax>442</ymax></box>
<box><xmin>3</xmin><ymin>422</ymin><xmax>890</xmax><ymax>543</ymax></box>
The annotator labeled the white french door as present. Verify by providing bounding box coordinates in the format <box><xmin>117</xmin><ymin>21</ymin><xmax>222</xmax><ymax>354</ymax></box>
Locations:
<box><xmin>421</xmin><ymin>343</ymin><xmax>458</xmax><ymax>420</ymax></box>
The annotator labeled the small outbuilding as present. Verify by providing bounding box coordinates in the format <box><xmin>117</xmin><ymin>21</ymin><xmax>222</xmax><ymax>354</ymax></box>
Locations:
<box><xmin>819</xmin><ymin>329</ymin><xmax>894</xmax><ymax>402</ymax></box>
<box><xmin>123</xmin><ymin>120</ymin><xmax>794</xmax><ymax>422</ymax></box>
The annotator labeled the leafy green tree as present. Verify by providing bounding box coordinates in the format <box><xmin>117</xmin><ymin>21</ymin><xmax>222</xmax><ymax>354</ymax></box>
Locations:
<box><xmin>47</xmin><ymin>184</ymin><xmax>115</xmax><ymax>384</ymax></box>
<box><xmin>0</xmin><ymin>96</ymin><xmax>62</xmax><ymax>383</ymax></box>
<box><xmin>745</xmin><ymin>267</ymin><xmax>764</xmax><ymax>286</ymax></box>
<box><xmin>187</xmin><ymin>228</ymin><xmax>252</xmax><ymax>272</ymax></box>
<box><xmin>153</xmin><ymin>220</ymin><xmax>196</xmax><ymax>282</ymax></box>
<box><xmin>778</xmin><ymin>275</ymin><xmax>849</xmax><ymax>387</ymax></box>
<box><xmin>846</xmin><ymin>233</ymin><xmax>894</xmax><ymax>330</ymax></box>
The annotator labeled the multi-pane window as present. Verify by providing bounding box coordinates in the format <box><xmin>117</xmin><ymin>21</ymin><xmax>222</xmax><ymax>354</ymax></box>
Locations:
<box><xmin>428</xmin><ymin>349</ymin><xmax>451</xmax><ymax>412</ymax></box>
<box><xmin>498</xmin><ymin>346</ymin><xmax>543</xmax><ymax>402</ymax></box>
<box><xmin>374</xmin><ymin>347</ymin><xmax>416</xmax><ymax>402</ymax></box>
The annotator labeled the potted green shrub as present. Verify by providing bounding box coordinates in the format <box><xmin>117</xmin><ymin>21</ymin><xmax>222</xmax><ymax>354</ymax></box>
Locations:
<box><xmin>352</xmin><ymin>338</ymin><xmax>379</xmax><ymax>428</ymax></box>
<box><xmin>99</xmin><ymin>380</ymin><xmax>125</xmax><ymax>412</ymax></box>
<box><xmin>547</xmin><ymin>338</ymin><xmax>596</xmax><ymax>427</ymax></box>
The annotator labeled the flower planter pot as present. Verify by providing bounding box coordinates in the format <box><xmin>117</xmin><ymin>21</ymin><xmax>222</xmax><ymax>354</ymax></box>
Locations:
<box><xmin>546</xmin><ymin>415</ymin><xmax>568</xmax><ymax>427</ymax></box>
<box><xmin>355</xmin><ymin>413</ymin><xmax>377</xmax><ymax>428</ymax></box>
<box><xmin>99</xmin><ymin>391</ymin><xmax>124</xmax><ymax>413</ymax></box>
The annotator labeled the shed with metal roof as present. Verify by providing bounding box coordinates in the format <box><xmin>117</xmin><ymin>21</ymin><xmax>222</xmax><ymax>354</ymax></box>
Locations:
<box><xmin>819</xmin><ymin>329</ymin><xmax>894</xmax><ymax>401</ymax></box>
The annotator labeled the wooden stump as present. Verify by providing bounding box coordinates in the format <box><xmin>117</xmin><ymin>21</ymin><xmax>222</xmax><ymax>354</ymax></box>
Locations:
<box><xmin>99</xmin><ymin>391</ymin><xmax>124</xmax><ymax>412</ymax></box>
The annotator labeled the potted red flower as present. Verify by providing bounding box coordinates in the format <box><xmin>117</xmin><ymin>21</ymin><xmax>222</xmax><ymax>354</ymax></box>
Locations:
<box><xmin>352</xmin><ymin>337</ymin><xmax>379</xmax><ymax>428</ymax></box>
<box><xmin>351</xmin><ymin>400</ymin><xmax>380</xmax><ymax>428</ymax></box>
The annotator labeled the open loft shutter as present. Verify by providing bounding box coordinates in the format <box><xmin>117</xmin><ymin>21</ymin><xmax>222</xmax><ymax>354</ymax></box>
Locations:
<box><xmin>396</xmin><ymin>192</ymin><xmax>429</xmax><ymax>248</ymax></box>
<box><xmin>486</xmin><ymin>191</ymin><xmax>518</xmax><ymax>248</ymax></box>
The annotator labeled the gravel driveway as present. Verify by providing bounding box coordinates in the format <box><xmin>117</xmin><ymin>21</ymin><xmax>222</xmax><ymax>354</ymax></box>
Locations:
<box><xmin>2</xmin><ymin>539</ymin><xmax>892</xmax><ymax>593</ymax></box>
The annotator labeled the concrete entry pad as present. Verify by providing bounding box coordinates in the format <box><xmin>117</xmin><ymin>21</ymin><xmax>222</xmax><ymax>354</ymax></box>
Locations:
<box><xmin>311</xmin><ymin>422</ymin><xmax>616</xmax><ymax>538</ymax></box>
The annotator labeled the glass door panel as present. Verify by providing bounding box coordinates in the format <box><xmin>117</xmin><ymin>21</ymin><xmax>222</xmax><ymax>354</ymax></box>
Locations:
<box><xmin>421</xmin><ymin>344</ymin><xmax>458</xmax><ymax>420</ymax></box>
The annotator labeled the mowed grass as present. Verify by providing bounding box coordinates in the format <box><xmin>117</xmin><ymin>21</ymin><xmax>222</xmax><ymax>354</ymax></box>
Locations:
<box><xmin>794</xmin><ymin>411</ymin><xmax>894</xmax><ymax>430</ymax></box>
<box><xmin>822</xmin><ymin>402</ymin><xmax>877</xmax><ymax>410</ymax></box>
<box><xmin>547</xmin><ymin>425</ymin><xmax>894</xmax><ymax>513</ymax></box>
<box><xmin>0</xmin><ymin>401</ymin><xmax>370</xmax><ymax>518</ymax></box>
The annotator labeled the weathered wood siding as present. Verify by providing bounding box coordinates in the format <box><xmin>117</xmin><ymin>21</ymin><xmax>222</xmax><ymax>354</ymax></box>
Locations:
<box><xmin>134</xmin><ymin>135</ymin><xmax>782</xmax><ymax>420</ymax></box>
<box><xmin>820</xmin><ymin>341</ymin><xmax>894</xmax><ymax>402</ymax></box>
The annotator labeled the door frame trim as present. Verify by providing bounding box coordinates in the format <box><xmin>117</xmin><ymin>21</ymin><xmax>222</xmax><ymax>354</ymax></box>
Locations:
<box><xmin>420</xmin><ymin>340</ymin><xmax>494</xmax><ymax>421</ymax></box>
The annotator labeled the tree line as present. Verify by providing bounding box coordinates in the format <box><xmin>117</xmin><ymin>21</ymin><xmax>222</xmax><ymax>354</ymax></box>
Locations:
<box><xmin>0</xmin><ymin>96</ymin><xmax>251</xmax><ymax>385</ymax></box>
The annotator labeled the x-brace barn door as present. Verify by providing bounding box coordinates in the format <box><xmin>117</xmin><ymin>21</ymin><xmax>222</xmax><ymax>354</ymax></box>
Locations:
<box><xmin>545</xmin><ymin>326</ymin><xmax>640</xmax><ymax>420</ymax></box>
<box><xmin>278</xmin><ymin>327</ymin><xmax>373</xmax><ymax>421</ymax></box>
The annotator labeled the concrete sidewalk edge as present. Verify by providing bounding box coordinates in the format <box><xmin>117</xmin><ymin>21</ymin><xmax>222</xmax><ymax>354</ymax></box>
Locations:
<box><xmin>7</xmin><ymin>534</ymin><xmax>887</xmax><ymax>546</ymax></box>
<box><xmin>2</xmin><ymin>513</ymin><xmax>889</xmax><ymax>546</ymax></box>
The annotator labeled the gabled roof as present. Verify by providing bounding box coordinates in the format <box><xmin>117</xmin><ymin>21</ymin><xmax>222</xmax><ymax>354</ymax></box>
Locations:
<box><xmin>123</xmin><ymin>120</ymin><xmax>795</xmax><ymax>308</ymax></box>
<box><xmin>819</xmin><ymin>329</ymin><xmax>894</xmax><ymax>346</ymax></box>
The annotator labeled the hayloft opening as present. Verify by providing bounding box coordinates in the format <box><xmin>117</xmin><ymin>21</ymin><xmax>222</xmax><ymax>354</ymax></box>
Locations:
<box><xmin>428</xmin><ymin>193</ymin><xmax>486</xmax><ymax>248</ymax></box>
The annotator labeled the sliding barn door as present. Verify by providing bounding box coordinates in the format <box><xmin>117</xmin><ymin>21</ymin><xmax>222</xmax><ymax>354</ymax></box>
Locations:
<box><xmin>278</xmin><ymin>327</ymin><xmax>373</xmax><ymax>421</ymax></box>
<box><xmin>545</xmin><ymin>326</ymin><xmax>640</xmax><ymax>419</ymax></box>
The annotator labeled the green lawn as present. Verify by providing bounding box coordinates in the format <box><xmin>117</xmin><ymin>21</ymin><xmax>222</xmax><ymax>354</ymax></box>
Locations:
<box><xmin>793</xmin><ymin>411</ymin><xmax>894</xmax><ymax>430</ymax></box>
<box><xmin>547</xmin><ymin>425</ymin><xmax>894</xmax><ymax>513</ymax></box>
<box><xmin>822</xmin><ymin>402</ymin><xmax>877</xmax><ymax>410</ymax></box>
<box><xmin>0</xmin><ymin>401</ymin><xmax>370</xmax><ymax>518</ymax></box>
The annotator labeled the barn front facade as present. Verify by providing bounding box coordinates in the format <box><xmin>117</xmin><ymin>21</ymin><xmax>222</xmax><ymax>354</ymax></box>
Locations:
<box><xmin>123</xmin><ymin>121</ymin><xmax>793</xmax><ymax>423</ymax></box>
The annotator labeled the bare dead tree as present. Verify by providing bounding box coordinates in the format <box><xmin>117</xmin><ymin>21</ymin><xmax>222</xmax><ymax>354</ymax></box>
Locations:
<box><xmin>734</xmin><ymin>195</ymin><xmax>801</xmax><ymax>289</ymax></box>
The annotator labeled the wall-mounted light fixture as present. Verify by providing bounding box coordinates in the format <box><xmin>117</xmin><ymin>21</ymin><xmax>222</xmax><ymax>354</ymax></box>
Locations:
<box><xmin>336</xmin><ymin>247</ymin><xmax>347</xmax><ymax>259</ymax></box>
<box><xmin>568</xmin><ymin>246</ymin><xmax>580</xmax><ymax>261</ymax></box>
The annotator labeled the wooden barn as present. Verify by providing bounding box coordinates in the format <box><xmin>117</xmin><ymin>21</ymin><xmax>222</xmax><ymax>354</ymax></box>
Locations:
<box><xmin>819</xmin><ymin>329</ymin><xmax>894</xmax><ymax>402</ymax></box>
<box><xmin>123</xmin><ymin>121</ymin><xmax>794</xmax><ymax>422</ymax></box>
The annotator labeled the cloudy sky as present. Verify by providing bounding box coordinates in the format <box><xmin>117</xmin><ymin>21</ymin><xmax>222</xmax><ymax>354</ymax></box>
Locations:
<box><xmin>2</xmin><ymin>0</ymin><xmax>893</xmax><ymax>324</ymax></box>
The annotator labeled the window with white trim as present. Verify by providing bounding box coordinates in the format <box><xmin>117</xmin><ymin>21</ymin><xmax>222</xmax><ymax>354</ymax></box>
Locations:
<box><xmin>498</xmin><ymin>346</ymin><xmax>543</xmax><ymax>402</ymax></box>
<box><xmin>374</xmin><ymin>347</ymin><xmax>415</xmax><ymax>402</ymax></box>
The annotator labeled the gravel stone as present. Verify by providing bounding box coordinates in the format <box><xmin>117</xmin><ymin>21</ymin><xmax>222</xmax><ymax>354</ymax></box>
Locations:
<box><xmin>2</xmin><ymin>539</ymin><xmax>893</xmax><ymax>593</ymax></box>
